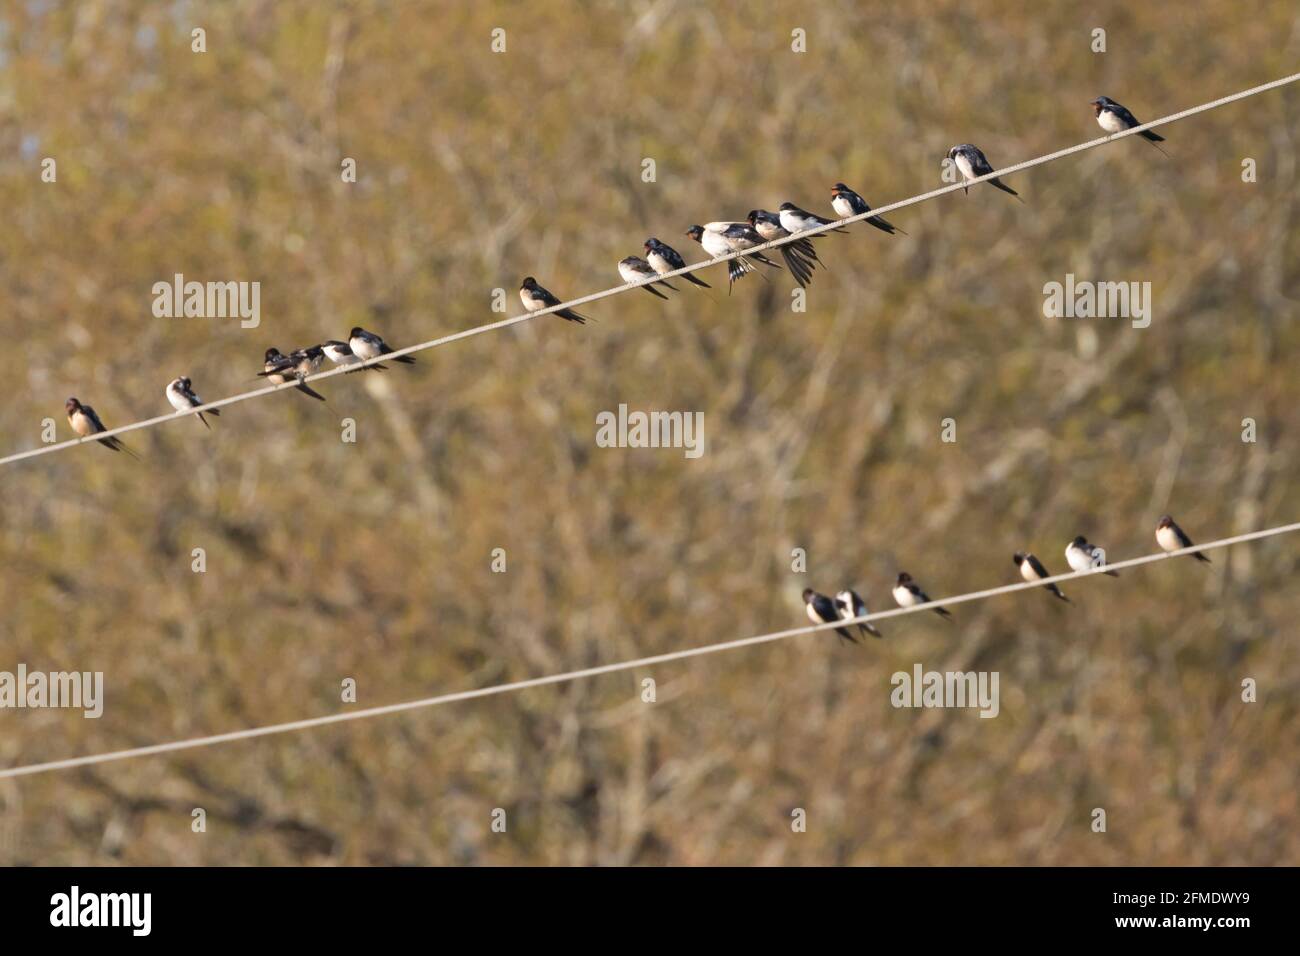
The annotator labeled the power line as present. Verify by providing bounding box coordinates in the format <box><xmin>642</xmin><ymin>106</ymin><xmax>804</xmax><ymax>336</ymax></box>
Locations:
<box><xmin>3</xmin><ymin>71</ymin><xmax>1297</xmax><ymax>469</ymax></box>
<box><xmin>0</xmin><ymin>521</ymin><xmax>1294</xmax><ymax>780</ymax></box>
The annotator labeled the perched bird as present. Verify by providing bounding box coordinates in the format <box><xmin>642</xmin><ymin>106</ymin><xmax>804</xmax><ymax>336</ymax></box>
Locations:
<box><xmin>349</xmin><ymin>327</ymin><xmax>416</xmax><ymax>365</ymax></box>
<box><xmin>165</xmin><ymin>376</ymin><xmax>221</xmax><ymax>429</ymax></box>
<box><xmin>617</xmin><ymin>256</ymin><xmax>677</xmax><ymax>300</ymax></box>
<box><xmin>259</xmin><ymin>348</ymin><xmax>326</xmax><ymax>402</ymax></box>
<box><xmin>65</xmin><ymin>397</ymin><xmax>138</xmax><ymax>457</ymax></box>
<box><xmin>777</xmin><ymin>201</ymin><xmax>849</xmax><ymax>236</ymax></box>
<box><xmin>519</xmin><ymin>277</ymin><xmax>590</xmax><ymax>324</ymax></box>
<box><xmin>1065</xmin><ymin>535</ymin><xmax>1119</xmax><ymax>577</ymax></box>
<box><xmin>1013</xmin><ymin>552</ymin><xmax>1070</xmax><ymax>603</ymax></box>
<box><xmin>836</xmin><ymin>589</ymin><xmax>883</xmax><ymax>639</ymax></box>
<box><xmin>746</xmin><ymin>210</ymin><xmax>821</xmax><ymax>288</ymax></box>
<box><xmin>322</xmin><ymin>339</ymin><xmax>385</xmax><ymax>373</ymax></box>
<box><xmin>892</xmin><ymin>572</ymin><xmax>953</xmax><ymax>619</ymax></box>
<box><xmin>803</xmin><ymin>588</ymin><xmax>858</xmax><ymax>644</ymax></box>
<box><xmin>289</xmin><ymin>345</ymin><xmax>325</xmax><ymax>379</ymax></box>
<box><xmin>1156</xmin><ymin>515</ymin><xmax>1211</xmax><ymax>563</ymax></box>
<box><xmin>948</xmin><ymin>144</ymin><xmax>1023</xmax><ymax>201</ymax></box>
<box><xmin>830</xmin><ymin>183</ymin><xmax>904</xmax><ymax>235</ymax></box>
<box><xmin>644</xmin><ymin>238</ymin><xmax>712</xmax><ymax>289</ymax></box>
<box><xmin>1092</xmin><ymin>96</ymin><xmax>1168</xmax><ymax>155</ymax></box>
<box><xmin>684</xmin><ymin>224</ymin><xmax>774</xmax><ymax>293</ymax></box>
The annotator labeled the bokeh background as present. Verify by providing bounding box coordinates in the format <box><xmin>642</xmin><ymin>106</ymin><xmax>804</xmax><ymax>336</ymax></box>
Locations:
<box><xmin>0</xmin><ymin>0</ymin><xmax>1296</xmax><ymax>865</ymax></box>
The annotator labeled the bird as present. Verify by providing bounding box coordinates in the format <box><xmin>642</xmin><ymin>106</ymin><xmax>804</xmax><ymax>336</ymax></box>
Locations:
<box><xmin>830</xmin><ymin>183</ymin><xmax>905</xmax><ymax>235</ymax></box>
<box><xmin>165</xmin><ymin>376</ymin><xmax>221</xmax><ymax>429</ymax></box>
<box><xmin>746</xmin><ymin>209</ymin><xmax>821</xmax><ymax>288</ymax></box>
<box><xmin>684</xmin><ymin>224</ymin><xmax>774</xmax><ymax>294</ymax></box>
<box><xmin>892</xmin><ymin>572</ymin><xmax>953</xmax><ymax>619</ymax></box>
<box><xmin>643</xmin><ymin>238</ymin><xmax>712</xmax><ymax>289</ymax></box>
<box><xmin>1013</xmin><ymin>552</ymin><xmax>1070</xmax><ymax>602</ymax></box>
<box><xmin>65</xmin><ymin>397</ymin><xmax>138</xmax><ymax>458</ymax></box>
<box><xmin>1065</xmin><ymin>535</ymin><xmax>1119</xmax><ymax>577</ymax></box>
<box><xmin>1092</xmin><ymin>96</ymin><xmax>1168</xmax><ymax>155</ymax></box>
<box><xmin>349</xmin><ymin>327</ymin><xmax>416</xmax><ymax>365</ymax></box>
<box><xmin>617</xmin><ymin>256</ymin><xmax>677</xmax><ymax>300</ymax></box>
<box><xmin>948</xmin><ymin>144</ymin><xmax>1023</xmax><ymax>201</ymax></box>
<box><xmin>1156</xmin><ymin>515</ymin><xmax>1211</xmax><ymax>563</ymax></box>
<box><xmin>837</xmin><ymin>589</ymin><xmax>883</xmax><ymax>638</ymax></box>
<box><xmin>322</xmin><ymin>339</ymin><xmax>386</xmax><ymax>372</ymax></box>
<box><xmin>777</xmin><ymin>201</ymin><xmax>849</xmax><ymax>236</ymax></box>
<box><xmin>259</xmin><ymin>348</ymin><xmax>327</xmax><ymax>402</ymax></box>
<box><xmin>289</xmin><ymin>345</ymin><xmax>326</xmax><ymax>379</ymax></box>
<box><xmin>803</xmin><ymin>588</ymin><xmax>859</xmax><ymax>644</ymax></box>
<box><xmin>519</xmin><ymin>277</ymin><xmax>590</xmax><ymax>324</ymax></box>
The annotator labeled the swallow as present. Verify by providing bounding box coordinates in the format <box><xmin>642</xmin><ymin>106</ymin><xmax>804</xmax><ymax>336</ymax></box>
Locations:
<box><xmin>349</xmin><ymin>327</ymin><xmax>416</xmax><ymax>365</ymax></box>
<box><xmin>1013</xmin><ymin>552</ymin><xmax>1070</xmax><ymax>602</ymax></box>
<box><xmin>259</xmin><ymin>347</ymin><xmax>327</xmax><ymax>401</ymax></box>
<box><xmin>803</xmin><ymin>588</ymin><xmax>858</xmax><ymax>644</ymax></box>
<box><xmin>618</xmin><ymin>256</ymin><xmax>677</xmax><ymax>300</ymax></box>
<box><xmin>65</xmin><ymin>397</ymin><xmax>138</xmax><ymax>458</ymax></box>
<box><xmin>289</xmin><ymin>345</ymin><xmax>326</xmax><ymax>379</ymax></box>
<box><xmin>684</xmin><ymin>224</ymin><xmax>774</xmax><ymax>294</ymax></box>
<box><xmin>830</xmin><ymin>183</ymin><xmax>905</xmax><ymax>235</ymax></box>
<box><xmin>892</xmin><ymin>572</ymin><xmax>953</xmax><ymax>619</ymax></box>
<box><xmin>836</xmin><ymin>589</ymin><xmax>883</xmax><ymax>639</ymax></box>
<box><xmin>777</xmin><ymin>201</ymin><xmax>849</xmax><ymax>236</ymax></box>
<box><xmin>1065</xmin><ymin>535</ymin><xmax>1119</xmax><ymax>577</ymax></box>
<box><xmin>322</xmin><ymin>339</ymin><xmax>386</xmax><ymax>373</ymax></box>
<box><xmin>746</xmin><ymin>210</ymin><xmax>821</xmax><ymax>288</ymax></box>
<box><xmin>1156</xmin><ymin>515</ymin><xmax>1211</xmax><ymax>563</ymax></box>
<box><xmin>519</xmin><ymin>277</ymin><xmax>590</xmax><ymax>324</ymax></box>
<box><xmin>644</xmin><ymin>238</ymin><xmax>712</xmax><ymax>289</ymax></box>
<box><xmin>1092</xmin><ymin>96</ymin><xmax>1168</xmax><ymax>155</ymax></box>
<box><xmin>948</xmin><ymin>144</ymin><xmax>1023</xmax><ymax>201</ymax></box>
<box><xmin>166</xmin><ymin>376</ymin><xmax>221</xmax><ymax>429</ymax></box>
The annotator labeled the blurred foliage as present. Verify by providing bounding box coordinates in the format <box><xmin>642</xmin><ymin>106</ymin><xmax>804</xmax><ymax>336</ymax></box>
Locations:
<box><xmin>0</xmin><ymin>0</ymin><xmax>1296</xmax><ymax>865</ymax></box>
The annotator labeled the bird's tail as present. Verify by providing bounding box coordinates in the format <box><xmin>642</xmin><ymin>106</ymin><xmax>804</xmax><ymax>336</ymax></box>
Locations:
<box><xmin>867</xmin><ymin>215</ymin><xmax>904</xmax><ymax>236</ymax></box>
<box><xmin>991</xmin><ymin>177</ymin><xmax>1025</xmax><ymax>202</ymax></box>
<box><xmin>206</xmin><ymin>407</ymin><xmax>221</xmax><ymax>416</ymax></box>
<box><xmin>1103</xmin><ymin>569</ymin><xmax>1120</xmax><ymax>577</ymax></box>
<box><xmin>684</xmin><ymin>272</ymin><xmax>712</xmax><ymax>289</ymax></box>
<box><xmin>640</xmin><ymin>284</ymin><xmax>670</xmax><ymax>301</ymax></box>
<box><xmin>296</xmin><ymin>382</ymin><xmax>328</xmax><ymax>402</ymax></box>
<box><xmin>1050</xmin><ymin>585</ymin><xmax>1071</xmax><ymax>603</ymax></box>
<box><xmin>392</xmin><ymin>355</ymin><xmax>417</xmax><ymax>364</ymax></box>
<box><xmin>1193</xmin><ymin>551</ymin><xmax>1212</xmax><ymax>564</ymax></box>
<box><xmin>197</xmin><ymin>412</ymin><xmax>212</xmax><ymax>430</ymax></box>
<box><xmin>935</xmin><ymin>606</ymin><xmax>954</xmax><ymax>620</ymax></box>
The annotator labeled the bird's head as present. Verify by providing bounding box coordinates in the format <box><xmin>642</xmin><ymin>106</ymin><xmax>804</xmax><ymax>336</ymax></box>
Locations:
<box><xmin>264</xmin><ymin>347</ymin><xmax>282</xmax><ymax>361</ymax></box>
<box><xmin>644</xmin><ymin>238</ymin><xmax>659</xmax><ymax>252</ymax></box>
<box><xmin>1012</xmin><ymin>552</ymin><xmax>1028</xmax><ymax>566</ymax></box>
<box><xmin>800</xmin><ymin>588</ymin><xmax>815</xmax><ymax>603</ymax></box>
<box><xmin>1071</xmin><ymin>535</ymin><xmax>1088</xmax><ymax>548</ymax></box>
<box><xmin>684</xmin><ymin>225</ymin><xmax>704</xmax><ymax>242</ymax></box>
<box><xmin>831</xmin><ymin>183</ymin><xmax>849</xmax><ymax>196</ymax></box>
<box><xmin>1157</xmin><ymin>515</ymin><xmax>1173</xmax><ymax>529</ymax></box>
<box><xmin>65</xmin><ymin>397</ymin><xmax>80</xmax><ymax>414</ymax></box>
<box><xmin>778</xmin><ymin>202</ymin><xmax>796</xmax><ymax>212</ymax></box>
<box><xmin>896</xmin><ymin>572</ymin><xmax>912</xmax><ymax>585</ymax></box>
<box><xmin>520</xmin><ymin>277</ymin><xmax>537</xmax><ymax>290</ymax></box>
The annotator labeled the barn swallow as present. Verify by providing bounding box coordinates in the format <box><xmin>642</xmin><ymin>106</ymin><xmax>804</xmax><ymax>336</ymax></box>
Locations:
<box><xmin>746</xmin><ymin>210</ymin><xmax>820</xmax><ymax>288</ymax></box>
<box><xmin>1092</xmin><ymin>96</ymin><xmax>1168</xmax><ymax>155</ymax></box>
<box><xmin>1065</xmin><ymin>535</ymin><xmax>1119</xmax><ymax>577</ymax></box>
<box><xmin>836</xmin><ymin>589</ymin><xmax>883</xmax><ymax>638</ymax></box>
<box><xmin>519</xmin><ymin>277</ymin><xmax>590</xmax><ymax>324</ymax></box>
<box><xmin>259</xmin><ymin>348</ymin><xmax>327</xmax><ymax>401</ymax></box>
<box><xmin>166</xmin><ymin>376</ymin><xmax>221</xmax><ymax>429</ymax></box>
<box><xmin>618</xmin><ymin>256</ymin><xmax>677</xmax><ymax>300</ymax></box>
<box><xmin>803</xmin><ymin>588</ymin><xmax>858</xmax><ymax>644</ymax></box>
<box><xmin>290</xmin><ymin>345</ymin><xmax>325</xmax><ymax>379</ymax></box>
<box><xmin>1156</xmin><ymin>515</ymin><xmax>1211</xmax><ymax>563</ymax></box>
<box><xmin>1013</xmin><ymin>552</ymin><xmax>1070</xmax><ymax>602</ymax></box>
<box><xmin>948</xmin><ymin>144</ymin><xmax>1023</xmax><ymax>201</ymax></box>
<box><xmin>684</xmin><ymin>225</ymin><xmax>768</xmax><ymax>293</ymax></box>
<box><xmin>777</xmin><ymin>202</ymin><xmax>849</xmax><ymax>236</ymax></box>
<box><xmin>830</xmin><ymin>183</ymin><xmax>905</xmax><ymax>235</ymax></box>
<box><xmin>322</xmin><ymin>339</ymin><xmax>386</xmax><ymax>373</ymax></box>
<box><xmin>892</xmin><ymin>572</ymin><xmax>953</xmax><ymax>619</ymax></box>
<box><xmin>65</xmin><ymin>397</ymin><xmax>138</xmax><ymax>457</ymax></box>
<box><xmin>643</xmin><ymin>238</ymin><xmax>711</xmax><ymax>289</ymax></box>
<box><xmin>349</xmin><ymin>327</ymin><xmax>416</xmax><ymax>365</ymax></box>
